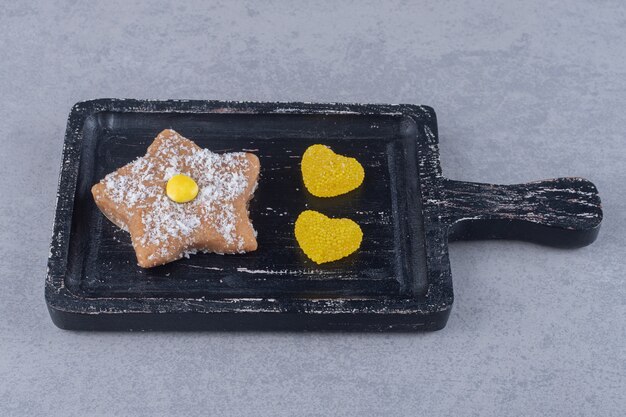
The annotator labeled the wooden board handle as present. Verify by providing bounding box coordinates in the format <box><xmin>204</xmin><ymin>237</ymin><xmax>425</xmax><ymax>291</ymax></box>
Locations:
<box><xmin>441</xmin><ymin>177</ymin><xmax>602</xmax><ymax>247</ymax></box>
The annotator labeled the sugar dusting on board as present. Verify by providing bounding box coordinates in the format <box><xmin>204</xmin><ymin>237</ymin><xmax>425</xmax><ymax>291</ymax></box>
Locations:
<box><xmin>97</xmin><ymin>129</ymin><xmax>258</xmax><ymax>266</ymax></box>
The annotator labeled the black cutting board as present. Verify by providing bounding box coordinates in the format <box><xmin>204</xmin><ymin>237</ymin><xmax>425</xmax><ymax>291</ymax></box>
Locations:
<box><xmin>46</xmin><ymin>99</ymin><xmax>602</xmax><ymax>331</ymax></box>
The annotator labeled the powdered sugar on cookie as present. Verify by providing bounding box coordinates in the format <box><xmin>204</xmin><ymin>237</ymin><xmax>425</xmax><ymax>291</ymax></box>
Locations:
<box><xmin>92</xmin><ymin>129</ymin><xmax>260</xmax><ymax>268</ymax></box>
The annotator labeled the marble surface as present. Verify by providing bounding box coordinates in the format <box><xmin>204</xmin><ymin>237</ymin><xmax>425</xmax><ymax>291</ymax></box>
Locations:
<box><xmin>0</xmin><ymin>1</ymin><xmax>624</xmax><ymax>416</ymax></box>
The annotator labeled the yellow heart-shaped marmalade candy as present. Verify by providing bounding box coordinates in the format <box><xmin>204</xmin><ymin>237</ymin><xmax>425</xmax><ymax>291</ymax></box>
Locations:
<box><xmin>301</xmin><ymin>144</ymin><xmax>364</xmax><ymax>197</ymax></box>
<box><xmin>295</xmin><ymin>210</ymin><xmax>363</xmax><ymax>264</ymax></box>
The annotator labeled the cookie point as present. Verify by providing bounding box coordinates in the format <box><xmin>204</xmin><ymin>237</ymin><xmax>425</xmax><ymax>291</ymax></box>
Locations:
<box><xmin>166</xmin><ymin>174</ymin><xmax>199</xmax><ymax>203</ymax></box>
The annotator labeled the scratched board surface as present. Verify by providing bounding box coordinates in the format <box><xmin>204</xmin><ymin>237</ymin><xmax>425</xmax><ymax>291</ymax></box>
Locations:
<box><xmin>66</xmin><ymin>111</ymin><xmax>424</xmax><ymax>299</ymax></box>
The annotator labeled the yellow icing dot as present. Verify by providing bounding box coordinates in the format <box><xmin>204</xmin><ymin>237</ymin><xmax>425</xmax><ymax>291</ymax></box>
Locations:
<box><xmin>294</xmin><ymin>210</ymin><xmax>363</xmax><ymax>264</ymax></box>
<box><xmin>166</xmin><ymin>174</ymin><xmax>199</xmax><ymax>203</ymax></box>
<box><xmin>301</xmin><ymin>144</ymin><xmax>364</xmax><ymax>197</ymax></box>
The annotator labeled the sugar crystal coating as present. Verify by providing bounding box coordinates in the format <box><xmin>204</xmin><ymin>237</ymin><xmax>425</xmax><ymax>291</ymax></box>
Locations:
<box><xmin>294</xmin><ymin>210</ymin><xmax>363</xmax><ymax>264</ymax></box>
<box><xmin>301</xmin><ymin>144</ymin><xmax>364</xmax><ymax>197</ymax></box>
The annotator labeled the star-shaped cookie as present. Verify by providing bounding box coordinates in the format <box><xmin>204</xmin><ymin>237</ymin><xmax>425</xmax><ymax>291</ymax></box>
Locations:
<box><xmin>92</xmin><ymin>129</ymin><xmax>260</xmax><ymax>268</ymax></box>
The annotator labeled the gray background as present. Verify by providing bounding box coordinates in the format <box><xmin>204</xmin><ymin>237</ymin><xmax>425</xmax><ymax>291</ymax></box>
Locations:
<box><xmin>0</xmin><ymin>1</ymin><xmax>624</xmax><ymax>416</ymax></box>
